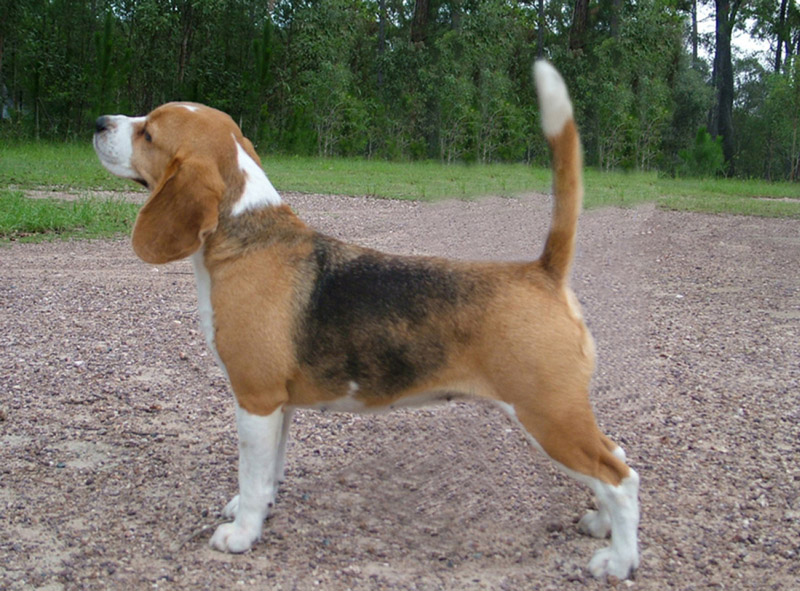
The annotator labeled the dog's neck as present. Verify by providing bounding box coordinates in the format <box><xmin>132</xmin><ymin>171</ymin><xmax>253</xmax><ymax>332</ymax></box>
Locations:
<box><xmin>204</xmin><ymin>204</ymin><xmax>312</xmax><ymax>265</ymax></box>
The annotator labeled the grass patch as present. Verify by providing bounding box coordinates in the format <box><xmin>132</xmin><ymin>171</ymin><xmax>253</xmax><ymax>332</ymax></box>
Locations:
<box><xmin>658</xmin><ymin>193</ymin><xmax>800</xmax><ymax>218</ymax></box>
<box><xmin>1</xmin><ymin>143</ymin><xmax>798</xmax><ymax>236</ymax></box>
<box><xmin>583</xmin><ymin>170</ymin><xmax>800</xmax><ymax>217</ymax></box>
<box><xmin>0</xmin><ymin>190</ymin><xmax>139</xmax><ymax>243</ymax></box>
<box><xmin>0</xmin><ymin>141</ymin><xmax>136</xmax><ymax>191</ymax></box>
<box><xmin>262</xmin><ymin>156</ymin><xmax>554</xmax><ymax>201</ymax></box>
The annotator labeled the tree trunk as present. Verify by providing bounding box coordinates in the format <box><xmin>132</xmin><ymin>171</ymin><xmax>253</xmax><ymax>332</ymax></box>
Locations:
<box><xmin>610</xmin><ymin>0</ymin><xmax>622</xmax><ymax>38</ymax></box>
<box><xmin>775</xmin><ymin>0</ymin><xmax>789</xmax><ymax>72</ymax></box>
<box><xmin>538</xmin><ymin>0</ymin><xmax>544</xmax><ymax>58</ymax></box>
<box><xmin>450</xmin><ymin>0</ymin><xmax>462</xmax><ymax>30</ymax></box>
<box><xmin>709</xmin><ymin>0</ymin><xmax>741</xmax><ymax>174</ymax></box>
<box><xmin>378</xmin><ymin>0</ymin><xmax>385</xmax><ymax>87</ymax></box>
<box><xmin>178</xmin><ymin>2</ymin><xmax>195</xmax><ymax>88</ymax></box>
<box><xmin>569</xmin><ymin>0</ymin><xmax>589</xmax><ymax>51</ymax></box>
<box><xmin>691</xmin><ymin>0</ymin><xmax>699</xmax><ymax>64</ymax></box>
<box><xmin>411</xmin><ymin>0</ymin><xmax>431</xmax><ymax>45</ymax></box>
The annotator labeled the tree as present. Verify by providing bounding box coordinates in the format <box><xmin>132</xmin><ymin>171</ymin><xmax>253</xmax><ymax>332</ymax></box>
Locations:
<box><xmin>776</xmin><ymin>0</ymin><xmax>790</xmax><ymax>71</ymax></box>
<box><xmin>750</xmin><ymin>0</ymin><xmax>799</xmax><ymax>73</ymax></box>
<box><xmin>709</xmin><ymin>0</ymin><xmax>746</xmax><ymax>173</ymax></box>
<box><xmin>691</xmin><ymin>0</ymin><xmax>699</xmax><ymax>63</ymax></box>
<box><xmin>411</xmin><ymin>0</ymin><xmax>434</xmax><ymax>44</ymax></box>
<box><xmin>0</xmin><ymin>0</ymin><xmax>795</xmax><ymax>179</ymax></box>
<box><xmin>735</xmin><ymin>56</ymin><xmax>800</xmax><ymax>180</ymax></box>
<box><xmin>569</xmin><ymin>0</ymin><xmax>589</xmax><ymax>51</ymax></box>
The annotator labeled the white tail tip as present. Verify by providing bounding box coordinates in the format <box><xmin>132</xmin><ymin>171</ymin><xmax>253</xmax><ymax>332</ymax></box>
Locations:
<box><xmin>534</xmin><ymin>60</ymin><xmax>574</xmax><ymax>138</ymax></box>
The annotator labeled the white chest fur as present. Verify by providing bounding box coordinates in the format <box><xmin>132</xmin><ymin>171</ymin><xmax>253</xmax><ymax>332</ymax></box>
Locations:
<box><xmin>190</xmin><ymin>250</ymin><xmax>227</xmax><ymax>374</ymax></box>
<box><xmin>230</xmin><ymin>138</ymin><xmax>281</xmax><ymax>216</ymax></box>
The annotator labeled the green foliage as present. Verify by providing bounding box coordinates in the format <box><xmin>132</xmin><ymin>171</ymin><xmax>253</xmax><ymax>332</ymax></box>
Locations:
<box><xmin>678</xmin><ymin>127</ymin><xmax>726</xmax><ymax>178</ymax></box>
<box><xmin>734</xmin><ymin>56</ymin><xmax>800</xmax><ymax>180</ymax></box>
<box><xmin>663</xmin><ymin>58</ymin><xmax>715</xmax><ymax>173</ymax></box>
<box><xmin>557</xmin><ymin>1</ymin><xmax>684</xmax><ymax>172</ymax></box>
<box><xmin>0</xmin><ymin>0</ymin><xmax>797</xmax><ymax>180</ymax></box>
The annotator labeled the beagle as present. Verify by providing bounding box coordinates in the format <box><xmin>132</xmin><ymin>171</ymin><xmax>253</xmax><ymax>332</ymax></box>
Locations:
<box><xmin>93</xmin><ymin>61</ymin><xmax>639</xmax><ymax>580</ymax></box>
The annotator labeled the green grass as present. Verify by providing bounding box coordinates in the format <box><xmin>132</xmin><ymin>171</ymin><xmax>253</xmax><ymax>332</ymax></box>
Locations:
<box><xmin>583</xmin><ymin>170</ymin><xmax>800</xmax><ymax>216</ymax></box>
<box><xmin>0</xmin><ymin>142</ymin><xmax>137</xmax><ymax>191</ymax></box>
<box><xmin>0</xmin><ymin>189</ymin><xmax>139</xmax><ymax>243</ymax></box>
<box><xmin>262</xmin><ymin>155</ymin><xmax>554</xmax><ymax>201</ymax></box>
<box><xmin>1</xmin><ymin>142</ymin><xmax>798</xmax><ymax>242</ymax></box>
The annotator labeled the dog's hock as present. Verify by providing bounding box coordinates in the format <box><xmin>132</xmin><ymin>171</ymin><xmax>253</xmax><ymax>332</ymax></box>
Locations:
<box><xmin>534</xmin><ymin>60</ymin><xmax>574</xmax><ymax>138</ymax></box>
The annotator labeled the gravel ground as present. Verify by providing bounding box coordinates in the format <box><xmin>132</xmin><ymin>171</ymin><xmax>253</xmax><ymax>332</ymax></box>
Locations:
<box><xmin>1</xmin><ymin>191</ymin><xmax>799</xmax><ymax>591</ymax></box>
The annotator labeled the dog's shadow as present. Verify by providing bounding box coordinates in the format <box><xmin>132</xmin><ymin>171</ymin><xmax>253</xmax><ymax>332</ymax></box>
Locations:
<box><xmin>252</xmin><ymin>403</ymin><xmax>593</xmax><ymax>568</ymax></box>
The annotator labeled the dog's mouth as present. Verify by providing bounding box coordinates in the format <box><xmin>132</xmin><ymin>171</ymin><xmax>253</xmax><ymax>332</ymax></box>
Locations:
<box><xmin>133</xmin><ymin>177</ymin><xmax>149</xmax><ymax>189</ymax></box>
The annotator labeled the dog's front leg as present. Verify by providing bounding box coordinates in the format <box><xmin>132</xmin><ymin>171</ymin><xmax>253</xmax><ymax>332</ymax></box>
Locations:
<box><xmin>210</xmin><ymin>403</ymin><xmax>284</xmax><ymax>553</ymax></box>
<box><xmin>220</xmin><ymin>406</ymin><xmax>294</xmax><ymax>520</ymax></box>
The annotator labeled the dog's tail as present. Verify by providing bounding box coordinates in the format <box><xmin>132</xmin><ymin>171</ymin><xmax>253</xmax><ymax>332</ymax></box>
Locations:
<box><xmin>533</xmin><ymin>60</ymin><xmax>583</xmax><ymax>285</ymax></box>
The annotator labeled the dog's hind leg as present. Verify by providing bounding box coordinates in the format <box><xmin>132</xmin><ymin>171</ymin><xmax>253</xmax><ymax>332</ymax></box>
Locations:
<box><xmin>577</xmin><ymin>435</ymin><xmax>628</xmax><ymax>539</ymax></box>
<box><xmin>496</xmin><ymin>396</ymin><xmax>639</xmax><ymax>580</ymax></box>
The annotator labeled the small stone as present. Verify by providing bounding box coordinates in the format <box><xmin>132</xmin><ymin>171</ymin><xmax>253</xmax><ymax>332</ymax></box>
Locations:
<box><xmin>546</xmin><ymin>522</ymin><xmax>564</xmax><ymax>533</ymax></box>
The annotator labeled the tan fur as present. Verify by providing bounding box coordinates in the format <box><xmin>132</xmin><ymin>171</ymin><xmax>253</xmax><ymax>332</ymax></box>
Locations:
<box><xmin>132</xmin><ymin>156</ymin><xmax>222</xmax><ymax>263</ymax></box>
<box><xmin>541</xmin><ymin>120</ymin><xmax>583</xmax><ymax>283</ymax></box>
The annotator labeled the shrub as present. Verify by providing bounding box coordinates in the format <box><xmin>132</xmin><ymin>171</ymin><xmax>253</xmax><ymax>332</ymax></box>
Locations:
<box><xmin>678</xmin><ymin>127</ymin><xmax>726</xmax><ymax>177</ymax></box>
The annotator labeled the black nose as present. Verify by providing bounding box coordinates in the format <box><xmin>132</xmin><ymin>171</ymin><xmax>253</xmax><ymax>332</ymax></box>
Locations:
<box><xmin>95</xmin><ymin>116</ymin><xmax>109</xmax><ymax>133</ymax></box>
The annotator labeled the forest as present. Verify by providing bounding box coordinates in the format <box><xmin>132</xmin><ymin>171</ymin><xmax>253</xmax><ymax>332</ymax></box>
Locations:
<box><xmin>0</xmin><ymin>0</ymin><xmax>798</xmax><ymax>180</ymax></box>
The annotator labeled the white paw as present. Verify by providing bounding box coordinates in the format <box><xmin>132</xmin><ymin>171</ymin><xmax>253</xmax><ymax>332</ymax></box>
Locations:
<box><xmin>209</xmin><ymin>521</ymin><xmax>260</xmax><ymax>553</ymax></box>
<box><xmin>222</xmin><ymin>495</ymin><xmax>240</xmax><ymax>519</ymax></box>
<box><xmin>578</xmin><ymin>509</ymin><xmax>611</xmax><ymax>539</ymax></box>
<box><xmin>588</xmin><ymin>546</ymin><xmax>638</xmax><ymax>580</ymax></box>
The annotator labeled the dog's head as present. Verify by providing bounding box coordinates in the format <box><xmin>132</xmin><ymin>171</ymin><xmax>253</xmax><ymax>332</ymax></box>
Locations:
<box><xmin>93</xmin><ymin>102</ymin><xmax>265</xmax><ymax>264</ymax></box>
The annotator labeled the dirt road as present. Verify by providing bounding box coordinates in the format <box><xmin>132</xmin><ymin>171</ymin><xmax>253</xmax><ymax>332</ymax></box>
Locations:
<box><xmin>1</xmin><ymin>192</ymin><xmax>798</xmax><ymax>590</ymax></box>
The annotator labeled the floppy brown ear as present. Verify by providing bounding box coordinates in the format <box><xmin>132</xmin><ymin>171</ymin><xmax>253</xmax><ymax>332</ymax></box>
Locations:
<box><xmin>132</xmin><ymin>157</ymin><xmax>222</xmax><ymax>264</ymax></box>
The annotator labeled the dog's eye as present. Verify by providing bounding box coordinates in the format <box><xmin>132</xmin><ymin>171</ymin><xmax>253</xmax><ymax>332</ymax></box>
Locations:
<box><xmin>143</xmin><ymin>130</ymin><xmax>153</xmax><ymax>142</ymax></box>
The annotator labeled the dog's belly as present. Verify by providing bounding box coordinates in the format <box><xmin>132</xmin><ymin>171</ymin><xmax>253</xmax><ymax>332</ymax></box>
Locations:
<box><xmin>298</xmin><ymin>386</ymin><xmax>466</xmax><ymax>413</ymax></box>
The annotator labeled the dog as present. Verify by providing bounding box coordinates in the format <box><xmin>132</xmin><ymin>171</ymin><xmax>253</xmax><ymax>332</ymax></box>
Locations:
<box><xmin>93</xmin><ymin>61</ymin><xmax>639</xmax><ymax>580</ymax></box>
